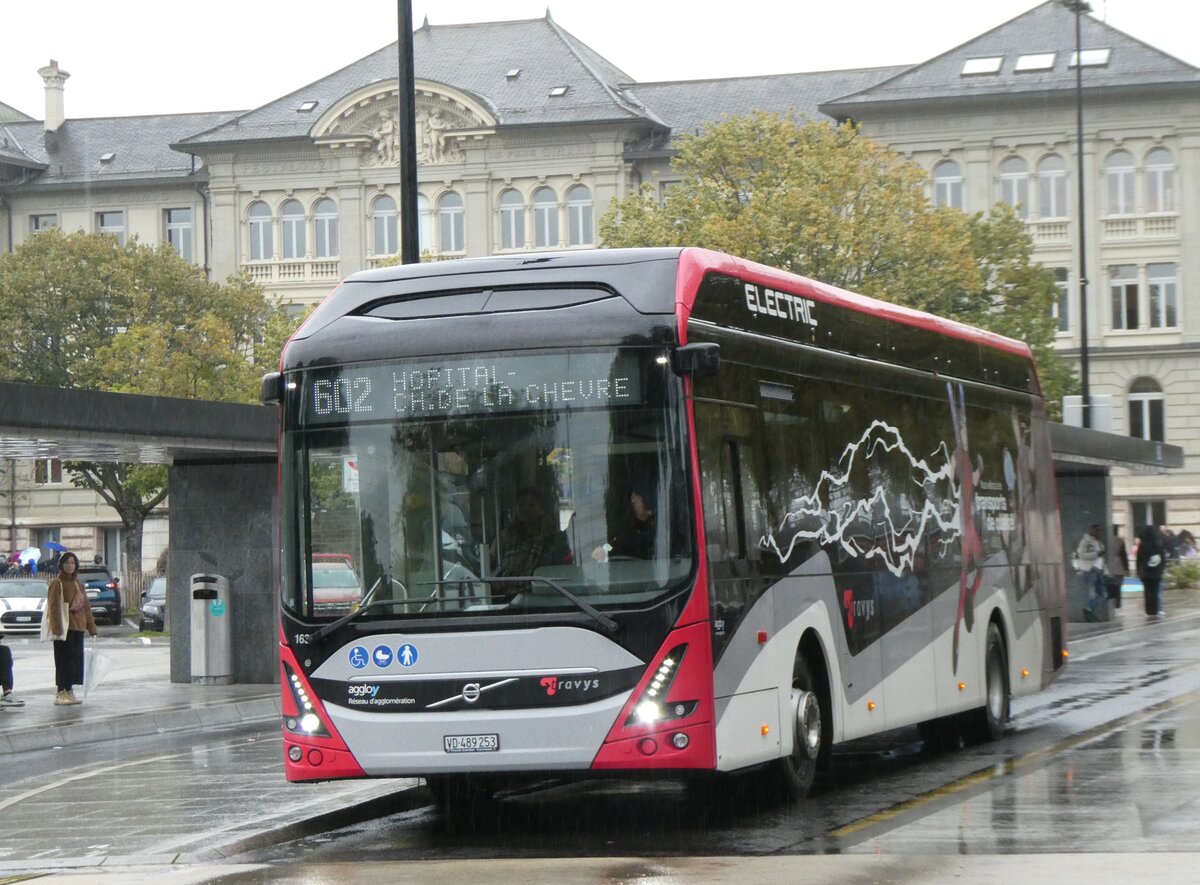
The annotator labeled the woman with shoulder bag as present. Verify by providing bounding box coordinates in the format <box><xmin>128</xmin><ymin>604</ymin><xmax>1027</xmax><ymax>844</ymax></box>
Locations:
<box><xmin>43</xmin><ymin>551</ymin><xmax>97</xmax><ymax>705</ymax></box>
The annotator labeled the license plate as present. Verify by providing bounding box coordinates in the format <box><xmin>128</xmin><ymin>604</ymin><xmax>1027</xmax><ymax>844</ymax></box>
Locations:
<box><xmin>443</xmin><ymin>733</ymin><xmax>499</xmax><ymax>753</ymax></box>
<box><xmin>15</xmin><ymin>616</ymin><xmax>31</xmax><ymax>622</ymax></box>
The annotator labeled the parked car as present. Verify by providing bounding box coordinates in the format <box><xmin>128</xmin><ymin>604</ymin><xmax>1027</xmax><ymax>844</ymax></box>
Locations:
<box><xmin>311</xmin><ymin>555</ymin><xmax>362</xmax><ymax>614</ymax></box>
<box><xmin>78</xmin><ymin>564</ymin><xmax>122</xmax><ymax>625</ymax></box>
<box><xmin>139</xmin><ymin>575</ymin><xmax>167</xmax><ymax>631</ymax></box>
<box><xmin>0</xmin><ymin>578</ymin><xmax>46</xmax><ymax>635</ymax></box>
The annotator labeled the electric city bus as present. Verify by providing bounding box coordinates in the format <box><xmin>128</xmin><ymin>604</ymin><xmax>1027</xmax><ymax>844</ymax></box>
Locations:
<box><xmin>262</xmin><ymin>247</ymin><xmax>1067</xmax><ymax>803</ymax></box>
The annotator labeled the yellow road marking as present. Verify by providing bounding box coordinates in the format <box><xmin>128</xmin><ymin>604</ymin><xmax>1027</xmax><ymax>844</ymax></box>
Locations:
<box><xmin>831</xmin><ymin>684</ymin><xmax>1200</xmax><ymax>839</ymax></box>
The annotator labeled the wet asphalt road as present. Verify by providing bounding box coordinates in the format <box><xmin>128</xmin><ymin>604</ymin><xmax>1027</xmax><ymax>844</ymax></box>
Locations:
<box><xmin>8</xmin><ymin>592</ymin><xmax>1200</xmax><ymax>884</ymax></box>
<box><xmin>222</xmin><ymin>596</ymin><xmax>1200</xmax><ymax>876</ymax></box>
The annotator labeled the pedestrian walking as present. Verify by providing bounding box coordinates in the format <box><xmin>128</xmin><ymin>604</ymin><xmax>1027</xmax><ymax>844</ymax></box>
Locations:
<box><xmin>1107</xmin><ymin>526</ymin><xmax>1129</xmax><ymax>609</ymax></box>
<box><xmin>1077</xmin><ymin>524</ymin><xmax>1106</xmax><ymax>622</ymax></box>
<box><xmin>1137</xmin><ymin>525</ymin><xmax>1166</xmax><ymax>619</ymax></box>
<box><xmin>0</xmin><ymin>638</ymin><xmax>24</xmax><ymax>707</ymax></box>
<box><xmin>43</xmin><ymin>551</ymin><xmax>96</xmax><ymax>705</ymax></box>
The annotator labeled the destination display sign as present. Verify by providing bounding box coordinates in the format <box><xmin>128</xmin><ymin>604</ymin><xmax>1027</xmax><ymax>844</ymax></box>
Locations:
<box><xmin>300</xmin><ymin>351</ymin><xmax>644</xmax><ymax>425</ymax></box>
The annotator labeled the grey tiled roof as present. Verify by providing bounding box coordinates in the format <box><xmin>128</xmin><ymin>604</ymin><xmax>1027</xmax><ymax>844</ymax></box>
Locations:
<box><xmin>0</xmin><ymin>111</ymin><xmax>239</xmax><ymax>189</ymax></box>
<box><xmin>625</xmin><ymin>66</ymin><xmax>908</xmax><ymax>151</ymax></box>
<box><xmin>0</xmin><ymin>100</ymin><xmax>33</xmax><ymax>124</ymax></box>
<box><xmin>823</xmin><ymin>1</ymin><xmax>1200</xmax><ymax>114</ymax></box>
<box><xmin>180</xmin><ymin>15</ymin><xmax>650</xmax><ymax>148</ymax></box>
<box><xmin>0</xmin><ymin>123</ymin><xmax>44</xmax><ymax>169</ymax></box>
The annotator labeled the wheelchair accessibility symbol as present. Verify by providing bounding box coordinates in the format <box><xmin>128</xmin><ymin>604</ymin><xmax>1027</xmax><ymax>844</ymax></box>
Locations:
<box><xmin>348</xmin><ymin>646</ymin><xmax>369</xmax><ymax>669</ymax></box>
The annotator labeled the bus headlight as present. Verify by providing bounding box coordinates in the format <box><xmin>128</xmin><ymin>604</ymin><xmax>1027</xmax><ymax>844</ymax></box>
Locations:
<box><xmin>282</xmin><ymin>663</ymin><xmax>330</xmax><ymax>737</ymax></box>
<box><xmin>635</xmin><ymin>700</ymin><xmax>661</xmax><ymax>723</ymax></box>
<box><xmin>625</xmin><ymin>645</ymin><xmax>697</xmax><ymax>727</ymax></box>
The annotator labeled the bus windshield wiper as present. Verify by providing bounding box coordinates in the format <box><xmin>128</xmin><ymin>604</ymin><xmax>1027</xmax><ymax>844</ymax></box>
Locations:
<box><xmin>482</xmin><ymin>576</ymin><xmax>620</xmax><ymax>635</ymax></box>
<box><xmin>305</xmin><ymin>574</ymin><xmax>411</xmax><ymax>642</ymax></box>
<box><xmin>305</xmin><ymin>575</ymin><xmax>619</xmax><ymax>641</ymax></box>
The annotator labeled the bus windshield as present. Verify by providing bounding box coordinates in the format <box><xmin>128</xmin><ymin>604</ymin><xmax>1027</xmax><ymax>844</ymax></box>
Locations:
<box><xmin>281</xmin><ymin>347</ymin><xmax>694</xmax><ymax>623</ymax></box>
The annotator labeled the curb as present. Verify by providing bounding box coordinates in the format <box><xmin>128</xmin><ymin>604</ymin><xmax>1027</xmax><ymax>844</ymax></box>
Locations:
<box><xmin>184</xmin><ymin>780</ymin><xmax>430</xmax><ymax>862</ymax></box>
<box><xmin>0</xmin><ymin>693</ymin><xmax>281</xmax><ymax>755</ymax></box>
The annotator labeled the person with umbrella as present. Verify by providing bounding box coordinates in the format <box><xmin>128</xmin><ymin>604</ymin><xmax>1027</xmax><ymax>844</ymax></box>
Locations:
<box><xmin>17</xmin><ymin>546</ymin><xmax>40</xmax><ymax>576</ymax></box>
<box><xmin>42</xmin><ymin>540</ymin><xmax>67</xmax><ymax>576</ymax></box>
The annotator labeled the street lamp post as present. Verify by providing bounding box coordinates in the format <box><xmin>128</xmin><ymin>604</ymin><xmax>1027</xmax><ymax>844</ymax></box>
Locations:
<box><xmin>396</xmin><ymin>0</ymin><xmax>419</xmax><ymax>264</ymax></box>
<box><xmin>1063</xmin><ymin>0</ymin><xmax>1091</xmax><ymax>428</ymax></box>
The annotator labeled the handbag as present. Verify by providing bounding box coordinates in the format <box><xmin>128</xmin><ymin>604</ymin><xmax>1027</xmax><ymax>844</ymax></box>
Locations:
<box><xmin>40</xmin><ymin>590</ymin><xmax>70</xmax><ymax>637</ymax></box>
<box><xmin>39</xmin><ymin>587</ymin><xmax>65</xmax><ymax>642</ymax></box>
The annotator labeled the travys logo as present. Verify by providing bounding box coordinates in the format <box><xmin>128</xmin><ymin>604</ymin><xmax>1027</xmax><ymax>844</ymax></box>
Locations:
<box><xmin>842</xmin><ymin>590</ymin><xmax>875</xmax><ymax>629</ymax></box>
<box><xmin>347</xmin><ymin>684</ymin><xmax>380</xmax><ymax>698</ymax></box>
<box><xmin>540</xmin><ymin>676</ymin><xmax>601</xmax><ymax>696</ymax></box>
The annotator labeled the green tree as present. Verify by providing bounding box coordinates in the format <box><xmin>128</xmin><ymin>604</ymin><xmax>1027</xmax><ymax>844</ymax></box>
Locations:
<box><xmin>0</xmin><ymin>229</ymin><xmax>295</xmax><ymax>573</ymax></box>
<box><xmin>601</xmin><ymin>112</ymin><xmax>1076</xmax><ymax>416</ymax></box>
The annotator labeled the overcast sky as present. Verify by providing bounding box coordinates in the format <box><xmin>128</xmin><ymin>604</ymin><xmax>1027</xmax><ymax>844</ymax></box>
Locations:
<box><xmin>3</xmin><ymin>0</ymin><xmax>1198</xmax><ymax>120</ymax></box>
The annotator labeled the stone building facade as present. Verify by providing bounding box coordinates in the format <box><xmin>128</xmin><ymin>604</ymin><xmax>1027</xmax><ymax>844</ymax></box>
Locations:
<box><xmin>0</xmin><ymin>1</ymin><xmax>1196</xmax><ymax>564</ymax></box>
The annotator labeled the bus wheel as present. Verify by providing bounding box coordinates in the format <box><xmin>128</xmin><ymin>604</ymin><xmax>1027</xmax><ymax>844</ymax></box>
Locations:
<box><xmin>963</xmin><ymin>622</ymin><xmax>1009</xmax><ymax>744</ymax></box>
<box><xmin>775</xmin><ymin>653</ymin><xmax>828</xmax><ymax>801</ymax></box>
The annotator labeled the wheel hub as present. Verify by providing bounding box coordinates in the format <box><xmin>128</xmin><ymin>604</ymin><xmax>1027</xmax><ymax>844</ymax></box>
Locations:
<box><xmin>792</xmin><ymin>689</ymin><xmax>821</xmax><ymax>760</ymax></box>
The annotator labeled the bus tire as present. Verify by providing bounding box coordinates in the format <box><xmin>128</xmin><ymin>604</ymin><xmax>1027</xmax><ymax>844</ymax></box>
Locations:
<box><xmin>773</xmin><ymin>651</ymin><xmax>829</xmax><ymax>801</ymax></box>
<box><xmin>963</xmin><ymin>622</ymin><xmax>1009</xmax><ymax>744</ymax></box>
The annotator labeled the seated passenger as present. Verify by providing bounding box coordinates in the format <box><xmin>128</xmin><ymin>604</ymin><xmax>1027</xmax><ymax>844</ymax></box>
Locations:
<box><xmin>497</xmin><ymin>488</ymin><xmax>571</xmax><ymax>578</ymax></box>
<box><xmin>594</xmin><ymin>489</ymin><xmax>657</xmax><ymax>561</ymax></box>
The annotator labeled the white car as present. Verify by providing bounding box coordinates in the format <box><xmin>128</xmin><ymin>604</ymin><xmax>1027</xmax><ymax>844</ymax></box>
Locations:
<box><xmin>0</xmin><ymin>578</ymin><xmax>47</xmax><ymax>635</ymax></box>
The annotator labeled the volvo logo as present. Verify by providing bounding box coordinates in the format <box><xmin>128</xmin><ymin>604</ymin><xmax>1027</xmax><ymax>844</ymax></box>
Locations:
<box><xmin>427</xmin><ymin>677</ymin><xmax>518</xmax><ymax>709</ymax></box>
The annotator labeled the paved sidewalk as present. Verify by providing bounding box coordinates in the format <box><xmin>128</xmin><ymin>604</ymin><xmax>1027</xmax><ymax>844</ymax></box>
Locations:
<box><xmin>0</xmin><ymin>634</ymin><xmax>423</xmax><ymax>875</ymax></box>
<box><xmin>0</xmin><ymin>635</ymin><xmax>278</xmax><ymax>754</ymax></box>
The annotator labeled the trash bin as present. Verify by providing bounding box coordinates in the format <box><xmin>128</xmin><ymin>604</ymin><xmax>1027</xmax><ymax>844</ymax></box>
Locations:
<box><xmin>191</xmin><ymin>573</ymin><xmax>232</xmax><ymax>684</ymax></box>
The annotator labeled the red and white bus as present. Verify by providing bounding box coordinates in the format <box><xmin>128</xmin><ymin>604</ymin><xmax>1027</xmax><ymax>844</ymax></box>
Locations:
<box><xmin>263</xmin><ymin>247</ymin><xmax>1067</xmax><ymax>803</ymax></box>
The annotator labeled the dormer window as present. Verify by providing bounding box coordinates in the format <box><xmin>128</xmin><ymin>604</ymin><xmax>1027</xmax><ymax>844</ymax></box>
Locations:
<box><xmin>1070</xmin><ymin>48</ymin><xmax>1111</xmax><ymax>67</ymax></box>
<box><xmin>548</xmin><ymin>85</ymin><xmax>569</xmax><ymax>97</ymax></box>
<box><xmin>961</xmin><ymin>57</ymin><xmax>1003</xmax><ymax>75</ymax></box>
<box><xmin>1015</xmin><ymin>52</ymin><xmax>1056</xmax><ymax>72</ymax></box>
<box><xmin>297</xmin><ymin>100</ymin><xmax>319</xmax><ymax>112</ymax></box>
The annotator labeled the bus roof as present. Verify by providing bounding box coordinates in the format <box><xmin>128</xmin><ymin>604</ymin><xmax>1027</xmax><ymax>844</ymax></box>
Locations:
<box><xmin>675</xmin><ymin>248</ymin><xmax>1034</xmax><ymax>362</ymax></box>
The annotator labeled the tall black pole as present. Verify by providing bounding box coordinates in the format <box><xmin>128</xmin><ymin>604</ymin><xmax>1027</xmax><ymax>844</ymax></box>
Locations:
<box><xmin>397</xmin><ymin>1</ymin><xmax>419</xmax><ymax>264</ymax></box>
<box><xmin>1070</xmin><ymin>1</ymin><xmax>1091</xmax><ymax>428</ymax></box>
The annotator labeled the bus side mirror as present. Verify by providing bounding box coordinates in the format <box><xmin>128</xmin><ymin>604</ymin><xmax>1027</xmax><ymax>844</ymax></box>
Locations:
<box><xmin>671</xmin><ymin>343</ymin><xmax>720</xmax><ymax>377</ymax></box>
<box><xmin>261</xmin><ymin>371</ymin><xmax>283</xmax><ymax>405</ymax></box>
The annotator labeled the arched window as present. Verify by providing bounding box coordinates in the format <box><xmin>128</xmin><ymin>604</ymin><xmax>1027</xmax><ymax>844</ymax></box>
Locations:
<box><xmin>281</xmin><ymin>199</ymin><xmax>305</xmax><ymax>260</ymax></box>
<box><xmin>371</xmin><ymin>195</ymin><xmax>397</xmax><ymax>257</ymax></box>
<box><xmin>1145</xmin><ymin>147</ymin><xmax>1175</xmax><ymax>213</ymax></box>
<box><xmin>438</xmin><ymin>191</ymin><xmax>464</xmax><ymax>253</ymax></box>
<box><xmin>417</xmin><ymin>194</ymin><xmax>432</xmax><ymax>254</ymax></box>
<box><xmin>248</xmin><ymin>201</ymin><xmax>273</xmax><ymax>261</ymax></box>
<box><xmin>566</xmin><ymin>184</ymin><xmax>593</xmax><ymax>246</ymax></box>
<box><xmin>1037</xmin><ymin>155</ymin><xmax>1067</xmax><ymax>219</ymax></box>
<box><xmin>1106</xmin><ymin>150</ymin><xmax>1135</xmax><ymax>215</ymax></box>
<box><xmin>932</xmin><ymin>160</ymin><xmax>962</xmax><ymax>209</ymax></box>
<box><xmin>1129</xmin><ymin>378</ymin><xmax>1164</xmax><ymax>443</ymax></box>
<box><xmin>499</xmin><ymin>189</ymin><xmax>525</xmax><ymax>250</ymax></box>
<box><xmin>533</xmin><ymin>186</ymin><xmax>559</xmax><ymax>248</ymax></box>
<box><xmin>314</xmin><ymin>198</ymin><xmax>338</xmax><ymax>258</ymax></box>
<box><xmin>999</xmin><ymin>157</ymin><xmax>1028</xmax><ymax>219</ymax></box>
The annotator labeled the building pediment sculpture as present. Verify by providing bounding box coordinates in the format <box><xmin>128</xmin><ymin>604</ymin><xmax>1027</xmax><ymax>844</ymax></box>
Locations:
<box><xmin>314</xmin><ymin>82</ymin><xmax>493</xmax><ymax>167</ymax></box>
